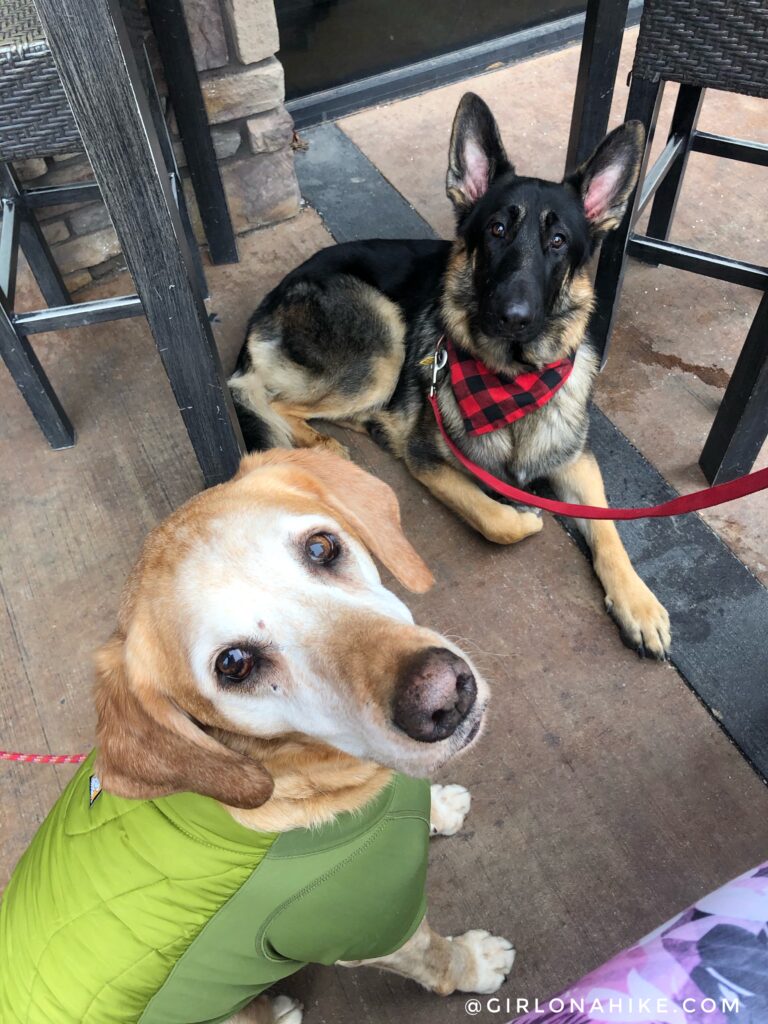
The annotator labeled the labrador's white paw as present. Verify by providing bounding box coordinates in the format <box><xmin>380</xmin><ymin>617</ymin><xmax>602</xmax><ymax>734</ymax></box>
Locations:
<box><xmin>451</xmin><ymin>929</ymin><xmax>516</xmax><ymax>994</ymax></box>
<box><xmin>271</xmin><ymin>994</ymin><xmax>303</xmax><ymax>1024</ymax></box>
<box><xmin>430</xmin><ymin>783</ymin><xmax>471</xmax><ymax>836</ymax></box>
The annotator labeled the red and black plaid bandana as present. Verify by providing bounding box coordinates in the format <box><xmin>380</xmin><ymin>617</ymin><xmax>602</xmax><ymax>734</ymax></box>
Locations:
<box><xmin>443</xmin><ymin>337</ymin><xmax>575</xmax><ymax>436</ymax></box>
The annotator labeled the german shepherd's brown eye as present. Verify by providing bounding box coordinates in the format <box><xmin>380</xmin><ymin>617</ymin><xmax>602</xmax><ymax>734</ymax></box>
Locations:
<box><xmin>306</xmin><ymin>532</ymin><xmax>341</xmax><ymax>564</ymax></box>
<box><xmin>490</xmin><ymin>221</ymin><xmax>506</xmax><ymax>239</ymax></box>
<box><xmin>215</xmin><ymin>646</ymin><xmax>256</xmax><ymax>683</ymax></box>
<box><xmin>550</xmin><ymin>232</ymin><xmax>566</xmax><ymax>250</ymax></box>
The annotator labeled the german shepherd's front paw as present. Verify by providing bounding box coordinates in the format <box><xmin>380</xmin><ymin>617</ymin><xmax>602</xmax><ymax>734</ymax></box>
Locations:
<box><xmin>605</xmin><ymin>579</ymin><xmax>671</xmax><ymax>659</ymax></box>
<box><xmin>450</xmin><ymin>929</ymin><xmax>516</xmax><ymax>994</ymax></box>
<box><xmin>482</xmin><ymin>507</ymin><xmax>543</xmax><ymax>545</ymax></box>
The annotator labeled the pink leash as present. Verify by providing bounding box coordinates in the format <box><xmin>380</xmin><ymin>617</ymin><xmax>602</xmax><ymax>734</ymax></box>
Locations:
<box><xmin>0</xmin><ymin>750</ymin><xmax>87</xmax><ymax>764</ymax></box>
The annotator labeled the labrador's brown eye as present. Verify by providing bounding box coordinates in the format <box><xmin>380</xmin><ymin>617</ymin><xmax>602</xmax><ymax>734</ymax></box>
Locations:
<box><xmin>305</xmin><ymin>532</ymin><xmax>341</xmax><ymax>564</ymax></box>
<box><xmin>490</xmin><ymin>221</ymin><xmax>506</xmax><ymax>238</ymax></box>
<box><xmin>215</xmin><ymin>646</ymin><xmax>255</xmax><ymax>682</ymax></box>
<box><xmin>551</xmin><ymin>232</ymin><xmax>566</xmax><ymax>250</ymax></box>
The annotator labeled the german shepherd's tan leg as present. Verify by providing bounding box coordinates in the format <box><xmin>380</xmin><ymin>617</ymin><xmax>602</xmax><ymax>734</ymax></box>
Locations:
<box><xmin>270</xmin><ymin>401</ymin><xmax>350</xmax><ymax>459</ymax></box>
<box><xmin>550</xmin><ymin>451</ymin><xmax>671</xmax><ymax>658</ymax></box>
<box><xmin>341</xmin><ymin>916</ymin><xmax>515</xmax><ymax>996</ymax></box>
<box><xmin>225</xmin><ymin>993</ymin><xmax>302</xmax><ymax>1023</ymax></box>
<box><xmin>412</xmin><ymin>463</ymin><xmax>543</xmax><ymax>544</ymax></box>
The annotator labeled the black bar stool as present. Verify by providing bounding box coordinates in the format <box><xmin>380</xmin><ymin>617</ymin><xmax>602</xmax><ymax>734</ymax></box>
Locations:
<box><xmin>590</xmin><ymin>0</ymin><xmax>768</xmax><ymax>484</ymax></box>
<box><xmin>0</xmin><ymin>0</ymin><xmax>243</xmax><ymax>484</ymax></box>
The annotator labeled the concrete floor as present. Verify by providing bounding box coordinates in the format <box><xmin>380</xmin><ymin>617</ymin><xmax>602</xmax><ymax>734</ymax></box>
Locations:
<box><xmin>2</xmin><ymin>27</ymin><xmax>768</xmax><ymax>1024</ymax></box>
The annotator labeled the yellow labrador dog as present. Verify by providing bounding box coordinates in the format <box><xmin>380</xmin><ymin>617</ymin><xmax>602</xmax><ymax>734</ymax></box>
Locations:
<box><xmin>0</xmin><ymin>449</ymin><xmax>513</xmax><ymax>1024</ymax></box>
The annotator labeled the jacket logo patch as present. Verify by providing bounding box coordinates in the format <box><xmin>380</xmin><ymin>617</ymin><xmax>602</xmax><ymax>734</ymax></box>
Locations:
<box><xmin>89</xmin><ymin>774</ymin><xmax>103</xmax><ymax>806</ymax></box>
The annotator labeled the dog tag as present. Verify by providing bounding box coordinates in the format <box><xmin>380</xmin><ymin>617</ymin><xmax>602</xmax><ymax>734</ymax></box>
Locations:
<box><xmin>89</xmin><ymin>774</ymin><xmax>102</xmax><ymax>806</ymax></box>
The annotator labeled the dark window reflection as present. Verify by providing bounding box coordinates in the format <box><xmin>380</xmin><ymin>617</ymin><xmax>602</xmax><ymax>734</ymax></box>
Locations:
<box><xmin>277</xmin><ymin>0</ymin><xmax>586</xmax><ymax>101</ymax></box>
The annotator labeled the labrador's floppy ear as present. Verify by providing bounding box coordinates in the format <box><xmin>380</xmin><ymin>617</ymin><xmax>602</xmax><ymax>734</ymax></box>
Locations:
<box><xmin>447</xmin><ymin>92</ymin><xmax>512</xmax><ymax>216</ymax></box>
<box><xmin>567</xmin><ymin>121</ymin><xmax>645</xmax><ymax>238</ymax></box>
<box><xmin>237</xmin><ymin>448</ymin><xmax>434</xmax><ymax>593</ymax></box>
<box><xmin>94</xmin><ymin>632</ymin><xmax>274</xmax><ymax>808</ymax></box>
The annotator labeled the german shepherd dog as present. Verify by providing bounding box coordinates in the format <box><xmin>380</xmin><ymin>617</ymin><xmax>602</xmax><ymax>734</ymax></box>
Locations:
<box><xmin>230</xmin><ymin>93</ymin><xmax>671</xmax><ymax>659</ymax></box>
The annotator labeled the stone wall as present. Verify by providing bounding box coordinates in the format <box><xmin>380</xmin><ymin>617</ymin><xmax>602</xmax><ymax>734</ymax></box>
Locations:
<box><xmin>17</xmin><ymin>0</ymin><xmax>300</xmax><ymax>294</ymax></box>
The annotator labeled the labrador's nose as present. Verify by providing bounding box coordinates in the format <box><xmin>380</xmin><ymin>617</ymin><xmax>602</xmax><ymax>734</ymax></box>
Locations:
<box><xmin>501</xmin><ymin>299</ymin><xmax>532</xmax><ymax>330</ymax></box>
<box><xmin>393</xmin><ymin>647</ymin><xmax>477</xmax><ymax>742</ymax></box>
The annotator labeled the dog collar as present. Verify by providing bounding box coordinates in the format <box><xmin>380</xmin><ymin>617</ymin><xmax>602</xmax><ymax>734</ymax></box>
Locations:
<box><xmin>432</xmin><ymin>336</ymin><xmax>575</xmax><ymax>436</ymax></box>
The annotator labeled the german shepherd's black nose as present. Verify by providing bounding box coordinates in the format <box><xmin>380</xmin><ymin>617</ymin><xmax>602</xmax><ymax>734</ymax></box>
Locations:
<box><xmin>501</xmin><ymin>299</ymin><xmax>532</xmax><ymax>330</ymax></box>
<box><xmin>393</xmin><ymin>647</ymin><xmax>477</xmax><ymax>742</ymax></box>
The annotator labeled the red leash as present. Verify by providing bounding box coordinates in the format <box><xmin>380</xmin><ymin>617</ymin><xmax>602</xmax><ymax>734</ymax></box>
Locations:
<box><xmin>0</xmin><ymin>749</ymin><xmax>87</xmax><ymax>764</ymax></box>
<box><xmin>427</xmin><ymin>348</ymin><xmax>768</xmax><ymax>521</ymax></box>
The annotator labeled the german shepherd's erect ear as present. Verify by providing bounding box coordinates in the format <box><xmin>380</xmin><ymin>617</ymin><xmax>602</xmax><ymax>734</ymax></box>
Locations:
<box><xmin>567</xmin><ymin>121</ymin><xmax>646</xmax><ymax>239</ymax></box>
<box><xmin>446</xmin><ymin>92</ymin><xmax>513</xmax><ymax>217</ymax></box>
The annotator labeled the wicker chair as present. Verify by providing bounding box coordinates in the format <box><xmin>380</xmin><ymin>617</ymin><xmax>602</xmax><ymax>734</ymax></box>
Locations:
<box><xmin>0</xmin><ymin>0</ymin><xmax>206</xmax><ymax>450</ymax></box>
<box><xmin>591</xmin><ymin>0</ymin><xmax>768</xmax><ymax>484</ymax></box>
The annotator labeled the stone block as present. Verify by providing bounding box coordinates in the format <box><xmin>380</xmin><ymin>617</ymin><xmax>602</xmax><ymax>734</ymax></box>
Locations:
<box><xmin>220</xmin><ymin>148</ymin><xmax>300</xmax><ymax>230</ymax></box>
<box><xmin>14</xmin><ymin>158</ymin><xmax>47</xmax><ymax>181</ymax></box>
<box><xmin>222</xmin><ymin>0</ymin><xmax>279</xmax><ymax>65</ymax></box>
<box><xmin>185</xmin><ymin>148</ymin><xmax>300</xmax><ymax>239</ymax></box>
<box><xmin>63</xmin><ymin>269</ymin><xmax>92</xmax><ymax>293</ymax></box>
<box><xmin>67</xmin><ymin>203</ymin><xmax>112</xmax><ymax>237</ymax></box>
<box><xmin>174</xmin><ymin>125</ymin><xmax>242</xmax><ymax>166</ymax></box>
<box><xmin>41</xmin><ymin>220</ymin><xmax>70</xmax><ymax>245</ymax></box>
<box><xmin>246</xmin><ymin>108</ymin><xmax>294</xmax><ymax>154</ymax></box>
<box><xmin>181</xmin><ymin>0</ymin><xmax>229</xmax><ymax>70</ymax></box>
<box><xmin>34</xmin><ymin>155</ymin><xmax>94</xmax><ymax>187</ymax></box>
<box><xmin>53</xmin><ymin>227</ymin><xmax>121</xmax><ymax>275</ymax></box>
<box><xmin>90</xmin><ymin>254</ymin><xmax>127</xmax><ymax>279</ymax></box>
<box><xmin>202</xmin><ymin>58</ymin><xmax>284</xmax><ymax>124</ymax></box>
<box><xmin>211</xmin><ymin>124</ymin><xmax>243</xmax><ymax>159</ymax></box>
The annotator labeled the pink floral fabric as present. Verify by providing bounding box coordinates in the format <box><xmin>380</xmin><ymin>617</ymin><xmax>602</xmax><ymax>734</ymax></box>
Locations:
<box><xmin>511</xmin><ymin>862</ymin><xmax>768</xmax><ymax>1024</ymax></box>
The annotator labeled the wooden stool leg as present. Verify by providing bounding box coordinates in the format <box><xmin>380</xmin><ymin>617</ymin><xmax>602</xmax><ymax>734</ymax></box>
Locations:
<box><xmin>700</xmin><ymin>290</ymin><xmax>768</xmax><ymax>484</ymax></box>
<box><xmin>132</xmin><ymin>39</ymin><xmax>209</xmax><ymax>300</ymax></box>
<box><xmin>35</xmin><ymin>0</ymin><xmax>244</xmax><ymax>487</ymax></box>
<box><xmin>591</xmin><ymin>75</ymin><xmax>664</xmax><ymax>367</ymax></box>
<box><xmin>645</xmin><ymin>84</ymin><xmax>705</xmax><ymax>252</ymax></box>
